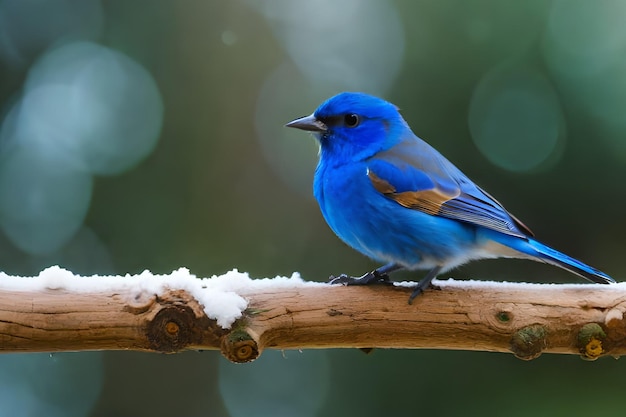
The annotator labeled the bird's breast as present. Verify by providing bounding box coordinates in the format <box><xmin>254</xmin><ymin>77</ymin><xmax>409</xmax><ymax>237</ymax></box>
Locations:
<box><xmin>314</xmin><ymin>161</ymin><xmax>370</xmax><ymax>234</ymax></box>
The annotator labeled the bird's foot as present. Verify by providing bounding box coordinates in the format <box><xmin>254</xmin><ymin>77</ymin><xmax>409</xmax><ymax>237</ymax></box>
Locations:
<box><xmin>329</xmin><ymin>270</ymin><xmax>391</xmax><ymax>286</ymax></box>
<box><xmin>407</xmin><ymin>266</ymin><xmax>443</xmax><ymax>305</ymax></box>
<box><xmin>408</xmin><ymin>282</ymin><xmax>440</xmax><ymax>304</ymax></box>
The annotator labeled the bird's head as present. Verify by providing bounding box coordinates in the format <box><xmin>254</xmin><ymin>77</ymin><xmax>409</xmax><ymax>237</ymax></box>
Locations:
<box><xmin>286</xmin><ymin>92</ymin><xmax>406</xmax><ymax>163</ymax></box>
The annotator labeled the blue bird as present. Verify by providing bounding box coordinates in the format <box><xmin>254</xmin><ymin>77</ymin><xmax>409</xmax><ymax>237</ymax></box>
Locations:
<box><xmin>286</xmin><ymin>92</ymin><xmax>615</xmax><ymax>303</ymax></box>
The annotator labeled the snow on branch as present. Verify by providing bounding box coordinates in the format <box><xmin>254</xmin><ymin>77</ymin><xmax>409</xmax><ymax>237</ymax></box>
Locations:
<box><xmin>0</xmin><ymin>266</ymin><xmax>625</xmax><ymax>363</ymax></box>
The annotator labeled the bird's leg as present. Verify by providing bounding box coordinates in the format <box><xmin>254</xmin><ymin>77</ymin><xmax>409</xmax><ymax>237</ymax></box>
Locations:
<box><xmin>329</xmin><ymin>263</ymin><xmax>403</xmax><ymax>286</ymax></box>
<box><xmin>408</xmin><ymin>266</ymin><xmax>442</xmax><ymax>304</ymax></box>
<box><xmin>374</xmin><ymin>262</ymin><xmax>404</xmax><ymax>279</ymax></box>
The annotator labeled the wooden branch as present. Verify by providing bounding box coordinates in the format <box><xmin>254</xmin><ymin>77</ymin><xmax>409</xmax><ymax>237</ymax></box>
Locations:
<box><xmin>0</xmin><ymin>269</ymin><xmax>625</xmax><ymax>362</ymax></box>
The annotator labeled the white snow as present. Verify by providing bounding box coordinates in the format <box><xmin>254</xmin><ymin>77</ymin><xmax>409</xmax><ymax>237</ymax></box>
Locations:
<box><xmin>397</xmin><ymin>277</ymin><xmax>625</xmax><ymax>291</ymax></box>
<box><xmin>0</xmin><ymin>266</ymin><xmax>325</xmax><ymax>328</ymax></box>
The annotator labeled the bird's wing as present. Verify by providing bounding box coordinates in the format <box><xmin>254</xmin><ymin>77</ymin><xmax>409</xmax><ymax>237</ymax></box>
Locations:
<box><xmin>367</xmin><ymin>136</ymin><xmax>533</xmax><ymax>238</ymax></box>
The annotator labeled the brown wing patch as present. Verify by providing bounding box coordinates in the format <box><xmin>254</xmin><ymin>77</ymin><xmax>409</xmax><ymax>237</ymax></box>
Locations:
<box><xmin>368</xmin><ymin>169</ymin><xmax>396</xmax><ymax>194</ymax></box>
<box><xmin>367</xmin><ymin>170</ymin><xmax>459</xmax><ymax>215</ymax></box>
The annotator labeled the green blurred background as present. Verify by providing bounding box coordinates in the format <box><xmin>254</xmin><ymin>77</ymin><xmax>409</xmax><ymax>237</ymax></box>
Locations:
<box><xmin>0</xmin><ymin>0</ymin><xmax>625</xmax><ymax>416</ymax></box>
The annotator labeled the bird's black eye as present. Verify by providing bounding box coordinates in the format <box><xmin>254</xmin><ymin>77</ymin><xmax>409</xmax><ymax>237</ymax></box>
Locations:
<box><xmin>344</xmin><ymin>114</ymin><xmax>360</xmax><ymax>128</ymax></box>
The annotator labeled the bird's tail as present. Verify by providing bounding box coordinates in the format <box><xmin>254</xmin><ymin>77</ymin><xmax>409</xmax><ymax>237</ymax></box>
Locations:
<box><xmin>526</xmin><ymin>239</ymin><xmax>614</xmax><ymax>284</ymax></box>
<box><xmin>490</xmin><ymin>234</ymin><xmax>615</xmax><ymax>284</ymax></box>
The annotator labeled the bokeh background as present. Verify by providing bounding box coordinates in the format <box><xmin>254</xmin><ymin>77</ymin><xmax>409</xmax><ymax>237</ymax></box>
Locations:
<box><xmin>0</xmin><ymin>0</ymin><xmax>625</xmax><ymax>416</ymax></box>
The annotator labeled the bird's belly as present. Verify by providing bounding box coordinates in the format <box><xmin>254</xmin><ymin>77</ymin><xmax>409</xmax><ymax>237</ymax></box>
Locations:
<box><xmin>317</xmin><ymin>165</ymin><xmax>478</xmax><ymax>270</ymax></box>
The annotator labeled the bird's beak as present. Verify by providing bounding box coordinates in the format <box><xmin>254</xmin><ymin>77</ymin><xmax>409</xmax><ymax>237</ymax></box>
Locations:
<box><xmin>285</xmin><ymin>114</ymin><xmax>327</xmax><ymax>132</ymax></box>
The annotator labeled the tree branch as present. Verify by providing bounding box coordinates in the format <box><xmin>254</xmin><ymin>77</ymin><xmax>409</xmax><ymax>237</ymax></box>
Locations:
<box><xmin>0</xmin><ymin>267</ymin><xmax>624</xmax><ymax>362</ymax></box>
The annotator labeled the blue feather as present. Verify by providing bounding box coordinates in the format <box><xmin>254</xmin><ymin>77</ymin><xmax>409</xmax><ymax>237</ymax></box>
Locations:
<box><xmin>286</xmin><ymin>92</ymin><xmax>615</xmax><ymax>299</ymax></box>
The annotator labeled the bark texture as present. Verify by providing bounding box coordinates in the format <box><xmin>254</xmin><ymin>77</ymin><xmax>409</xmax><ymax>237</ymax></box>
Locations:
<box><xmin>0</xmin><ymin>282</ymin><xmax>624</xmax><ymax>362</ymax></box>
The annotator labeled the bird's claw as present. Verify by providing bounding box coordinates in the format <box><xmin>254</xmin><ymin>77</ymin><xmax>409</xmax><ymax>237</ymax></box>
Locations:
<box><xmin>408</xmin><ymin>282</ymin><xmax>441</xmax><ymax>304</ymax></box>
<box><xmin>329</xmin><ymin>270</ymin><xmax>391</xmax><ymax>286</ymax></box>
<box><xmin>328</xmin><ymin>273</ymin><xmax>352</xmax><ymax>285</ymax></box>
